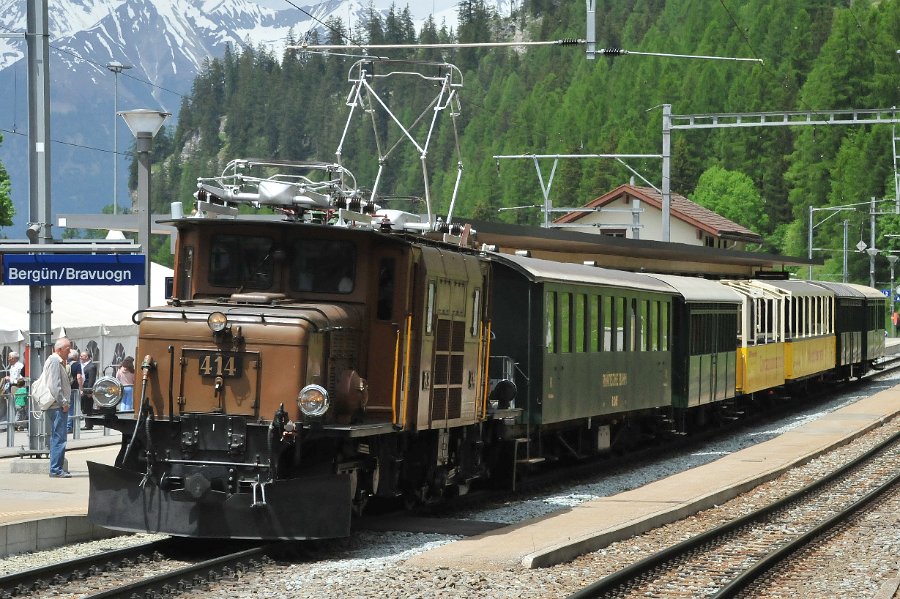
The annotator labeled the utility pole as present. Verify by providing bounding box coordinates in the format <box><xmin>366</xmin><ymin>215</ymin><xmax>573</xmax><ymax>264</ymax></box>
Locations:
<box><xmin>106</xmin><ymin>61</ymin><xmax>132</xmax><ymax>215</ymax></box>
<box><xmin>26</xmin><ymin>0</ymin><xmax>52</xmax><ymax>378</ymax></box>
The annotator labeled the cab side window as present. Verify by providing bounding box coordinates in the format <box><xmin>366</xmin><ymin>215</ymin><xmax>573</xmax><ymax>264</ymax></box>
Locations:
<box><xmin>377</xmin><ymin>258</ymin><xmax>395</xmax><ymax>319</ymax></box>
<box><xmin>291</xmin><ymin>239</ymin><xmax>356</xmax><ymax>293</ymax></box>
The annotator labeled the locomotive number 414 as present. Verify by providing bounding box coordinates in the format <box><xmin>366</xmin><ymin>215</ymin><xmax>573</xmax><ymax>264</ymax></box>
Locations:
<box><xmin>199</xmin><ymin>353</ymin><xmax>242</xmax><ymax>377</ymax></box>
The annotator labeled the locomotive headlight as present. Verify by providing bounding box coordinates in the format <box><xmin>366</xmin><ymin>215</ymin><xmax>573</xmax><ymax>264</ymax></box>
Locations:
<box><xmin>297</xmin><ymin>384</ymin><xmax>330</xmax><ymax>417</ymax></box>
<box><xmin>208</xmin><ymin>311</ymin><xmax>229</xmax><ymax>333</ymax></box>
<box><xmin>93</xmin><ymin>376</ymin><xmax>123</xmax><ymax>408</ymax></box>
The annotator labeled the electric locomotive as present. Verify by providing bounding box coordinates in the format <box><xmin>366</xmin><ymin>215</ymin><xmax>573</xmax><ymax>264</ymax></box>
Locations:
<box><xmin>87</xmin><ymin>161</ymin><xmax>497</xmax><ymax>539</ymax></box>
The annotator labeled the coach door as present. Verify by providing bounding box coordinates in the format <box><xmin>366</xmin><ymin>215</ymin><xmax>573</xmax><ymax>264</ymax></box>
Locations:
<box><xmin>689</xmin><ymin>305</ymin><xmax>735</xmax><ymax>406</ymax></box>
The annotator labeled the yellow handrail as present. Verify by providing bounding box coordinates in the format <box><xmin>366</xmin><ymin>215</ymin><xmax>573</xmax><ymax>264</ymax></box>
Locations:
<box><xmin>481</xmin><ymin>320</ymin><xmax>492</xmax><ymax>419</ymax></box>
<box><xmin>401</xmin><ymin>314</ymin><xmax>413</xmax><ymax>429</ymax></box>
<box><xmin>391</xmin><ymin>325</ymin><xmax>401</xmax><ymax>424</ymax></box>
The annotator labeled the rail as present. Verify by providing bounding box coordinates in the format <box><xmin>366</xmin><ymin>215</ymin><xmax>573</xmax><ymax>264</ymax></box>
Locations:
<box><xmin>0</xmin><ymin>537</ymin><xmax>279</xmax><ymax>598</ymax></box>
<box><xmin>566</xmin><ymin>431</ymin><xmax>900</xmax><ymax>598</ymax></box>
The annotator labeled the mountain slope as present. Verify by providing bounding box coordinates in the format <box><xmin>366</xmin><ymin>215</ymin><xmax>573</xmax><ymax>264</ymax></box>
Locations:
<box><xmin>0</xmin><ymin>0</ymin><xmax>430</xmax><ymax>235</ymax></box>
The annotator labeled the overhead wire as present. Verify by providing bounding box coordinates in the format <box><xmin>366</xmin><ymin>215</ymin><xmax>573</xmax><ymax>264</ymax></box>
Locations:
<box><xmin>280</xmin><ymin>0</ymin><xmax>368</xmax><ymax>52</ymax></box>
<box><xmin>716</xmin><ymin>0</ymin><xmax>815</xmax><ymax>112</ymax></box>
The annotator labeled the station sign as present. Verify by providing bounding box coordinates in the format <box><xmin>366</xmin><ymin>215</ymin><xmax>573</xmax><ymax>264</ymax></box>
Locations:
<box><xmin>2</xmin><ymin>254</ymin><xmax>145</xmax><ymax>285</ymax></box>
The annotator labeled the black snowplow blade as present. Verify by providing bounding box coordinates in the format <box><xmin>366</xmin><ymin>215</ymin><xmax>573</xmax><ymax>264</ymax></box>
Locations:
<box><xmin>87</xmin><ymin>461</ymin><xmax>351</xmax><ymax>540</ymax></box>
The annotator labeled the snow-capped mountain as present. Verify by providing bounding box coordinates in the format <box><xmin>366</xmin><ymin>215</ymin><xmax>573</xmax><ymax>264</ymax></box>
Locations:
<box><xmin>0</xmin><ymin>0</ymin><xmax>464</xmax><ymax>236</ymax></box>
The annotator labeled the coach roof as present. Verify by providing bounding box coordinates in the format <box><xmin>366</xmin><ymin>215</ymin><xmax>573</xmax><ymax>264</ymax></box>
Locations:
<box><xmin>488</xmin><ymin>252</ymin><xmax>675</xmax><ymax>293</ymax></box>
<box><xmin>644</xmin><ymin>273</ymin><xmax>742</xmax><ymax>304</ymax></box>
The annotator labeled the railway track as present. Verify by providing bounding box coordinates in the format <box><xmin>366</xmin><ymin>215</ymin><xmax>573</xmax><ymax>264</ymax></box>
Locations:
<box><xmin>415</xmin><ymin>361</ymin><xmax>900</xmax><ymax>523</ymax></box>
<box><xmin>0</xmin><ymin>538</ymin><xmax>275</xmax><ymax>599</ymax></box>
<box><xmin>566</xmin><ymin>430</ymin><xmax>900</xmax><ymax>598</ymax></box>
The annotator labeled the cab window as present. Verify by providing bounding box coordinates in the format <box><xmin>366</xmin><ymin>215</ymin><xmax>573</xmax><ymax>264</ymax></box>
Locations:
<box><xmin>290</xmin><ymin>239</ymin><xmax>356</xmax><ymax>294</ymax></box>
<box><xmin>209</xmin><ymin>235</ymin><xmax>274</xmax><ymax>289</ymax></box>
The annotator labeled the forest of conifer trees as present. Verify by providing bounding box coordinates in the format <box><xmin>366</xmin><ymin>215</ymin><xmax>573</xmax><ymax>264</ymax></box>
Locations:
<box><xmin>136</xmin><ymin>0</ymin><xmax>900</xmax><ymax>285</ymax></box>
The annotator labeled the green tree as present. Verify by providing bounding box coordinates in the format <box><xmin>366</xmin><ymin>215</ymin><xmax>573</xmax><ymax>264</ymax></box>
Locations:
<box><xmin>690</xmin><ymin>166</ymin><xmax>769</xmax><ymax>235</ymax></box>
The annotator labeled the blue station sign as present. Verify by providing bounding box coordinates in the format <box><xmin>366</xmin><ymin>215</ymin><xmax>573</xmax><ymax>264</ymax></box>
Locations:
<box><xmin>2</xmin><ymin>254</ymin><xmax>145</xmax><ymax>285</ymax></box>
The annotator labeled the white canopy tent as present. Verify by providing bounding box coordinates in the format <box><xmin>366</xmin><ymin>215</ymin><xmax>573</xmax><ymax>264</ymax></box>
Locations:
<box><xmin>0</xmin><ymin>262</ymin><xmax>173</xmax><ymax>378</ymax></box>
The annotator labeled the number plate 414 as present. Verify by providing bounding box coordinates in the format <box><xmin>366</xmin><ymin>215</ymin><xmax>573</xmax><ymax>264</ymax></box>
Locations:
<box><xmin>199</xmin><ymin>353</ymin><xmax>242</xmax><ymax>377</ymax></box>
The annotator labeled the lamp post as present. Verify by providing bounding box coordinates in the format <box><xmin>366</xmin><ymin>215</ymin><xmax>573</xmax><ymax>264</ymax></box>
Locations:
<box><xmin>106</xmin><ymin>61</ymin><xmax>132</xmax><ymax>215</ymax></box>
<box><xmin>118</xmin><ymin>109</ymin><xmax>170</xmax><ymax>311</ymax></box>
<box><xmin>866</xmin><ymin>247</ymin><xmax>879</xmax><ymax>288</ymax></box>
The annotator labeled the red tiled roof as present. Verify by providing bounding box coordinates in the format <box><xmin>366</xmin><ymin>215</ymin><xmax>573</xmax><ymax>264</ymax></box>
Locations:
<box><xmin>554</xmin><ymin>184</ymin><xmax>763</xmax><ymax>243</ymax></box>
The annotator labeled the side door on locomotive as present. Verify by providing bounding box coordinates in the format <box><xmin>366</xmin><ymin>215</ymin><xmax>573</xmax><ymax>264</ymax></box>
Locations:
<box><xmin>374</xmin><ymin>242</ymin><xmax>491</xmax><ymax>500</ymax></box>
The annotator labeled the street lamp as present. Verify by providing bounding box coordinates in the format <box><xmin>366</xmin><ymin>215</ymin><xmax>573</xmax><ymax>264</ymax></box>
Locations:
<box><xmin>866</xmin><ymin>247</ymin><xmax>879</xmax><ymax>288</ymax></box>
<box><xmin>106</xmin><ymin>61</ymin><xmax>133</xmax><ymax>215</ymax></box>
<box><xmin>119</xmin><ymin>108</ymin><xmax>170</xmax><ymax>311</ymax></box>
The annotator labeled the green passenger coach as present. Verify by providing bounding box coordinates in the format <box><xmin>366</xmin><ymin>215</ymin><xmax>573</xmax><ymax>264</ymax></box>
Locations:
<box><xmin>646</xmin><ymin>274</ymin><xmax>741</xmax><ymax>410</ymax></box>
<box><xmin>488</xmin><ymin>253</ymin><xmax>677</xmax><ymax>428</ymax></box>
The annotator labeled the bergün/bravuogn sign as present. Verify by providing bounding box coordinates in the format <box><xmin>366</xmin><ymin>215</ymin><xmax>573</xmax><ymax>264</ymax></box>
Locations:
<box><xmin>2</xmin><ymin>254</ymin><xmax>145</xmax><ymax>285</ymax></box>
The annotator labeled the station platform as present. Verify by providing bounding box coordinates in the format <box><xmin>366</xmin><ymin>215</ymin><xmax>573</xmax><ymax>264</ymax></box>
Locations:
<box><xmin>0</xmin><ymin>427</ymin><xmax>124</xmax><ymax>557</ymax></box>
<box><xmin>408</xmin><ymin>381</ymin><xmax>900</xmax><ymax>570</ymax></box>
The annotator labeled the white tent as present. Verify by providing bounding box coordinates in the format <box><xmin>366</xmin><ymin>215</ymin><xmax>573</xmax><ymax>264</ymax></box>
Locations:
<box><xmin>0</xmin><ymin>262</ymin><xmax>173</xmax><ymax>377</ymax></box>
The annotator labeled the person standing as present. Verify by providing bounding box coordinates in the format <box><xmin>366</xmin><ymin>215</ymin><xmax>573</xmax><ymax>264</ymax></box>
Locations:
<box><xmin>4</xmin><ymin>351</ymin><xmax>24</xmax><ymax>387</ymax></box>
<box><xmin>116</xmin><ymin>356</ymin><xmax>136</xmax><ymax>412</ymax></box>
<box><xmin>43</xmin><ymin>338</ymin><xmax>73</xmax><ymax>478</ymax></box>
<box><xmin>2</xmin><ymin>352</ymin><xmax>23</xmax><ymax>432</ymax></box>
<box><xmin>78</xmin><ymin>351</ymin><xmax>98</xmax><ymax>430</ymax></box>
<box><xmin>66</xmin><ymin>349</ymin><xmax>80</xmax><ymax>434</ymax></box>
<box><xmin>14</xmin><ymin>378</ymin><xmax>27</xmax><ymax>431</ymax></box>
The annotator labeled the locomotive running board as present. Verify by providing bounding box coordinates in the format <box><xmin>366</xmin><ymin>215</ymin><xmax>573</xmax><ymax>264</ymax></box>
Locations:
<box><xmin>87</xmin><ymin>461</ymin><xmax>351</xmax><ymax>540</ymax></box>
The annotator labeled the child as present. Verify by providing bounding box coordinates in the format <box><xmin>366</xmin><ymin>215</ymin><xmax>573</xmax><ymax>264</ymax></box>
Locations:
<box><xmin>14</xmin><ymin>377</ymin><xmax>27</xmax><ymax>431</ymax></box>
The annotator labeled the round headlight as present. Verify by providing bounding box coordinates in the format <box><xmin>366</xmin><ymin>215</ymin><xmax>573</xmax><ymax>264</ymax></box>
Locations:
<box><xmin>297</xmin><ymin>384</ymin><xmax>330</xmax><ymax>417</ymax></box>
<box><xmin>93</xmin><ymin>376</ymin><xmax>123</xmax><ymax>408</ymax></box>
<box><xmin>208</xmin><ymin>311</ymin><xmax>228</xmax><ymax>333</ymax></box>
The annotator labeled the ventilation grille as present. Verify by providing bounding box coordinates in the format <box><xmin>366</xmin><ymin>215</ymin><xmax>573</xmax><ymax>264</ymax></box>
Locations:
<box><xmin>432</xmin><ymin>318</ymin><xmax>464</xmax><ymax>421</ymax></box>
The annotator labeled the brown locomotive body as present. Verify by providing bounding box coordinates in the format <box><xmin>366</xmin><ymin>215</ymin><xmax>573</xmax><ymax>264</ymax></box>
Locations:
<box><xmin>88</xmin><ymin>216</ymin><xmax>494</xmax><ymax>539</ymax></box>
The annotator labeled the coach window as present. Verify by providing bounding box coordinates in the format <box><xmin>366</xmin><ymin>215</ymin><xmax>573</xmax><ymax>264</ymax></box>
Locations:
<box><xmin>755</xmin><ymin>298</ymin><xmax>767</xmax><ymax>343</ymax></box>
<box><xmin>661</xmin><ymin>301</ymin><xmax>670</xmax><ymax>351</ymax></box>
<box><xmin>613</xmin><ymin>298</ymin><xmax>621</xmax><ymax>351</ymax></box>
<box><xmin>471</xmin><ymin>288</ymin><xmax>481</xmax><ymax>336</ymax></box>
<box><xmin>650</xmin><ymin>301</ymin><xmax>659</xmax><ymax>351</ymax></box>
<box><xmin>813</xmin><ymin>296</ymin><xmax>818</xmax><ymax>335</ymax></box>
<box><xmin>602</xmin><ymin>296</ymin><xmax>612</xmax><ymax>351</ymax></box>
<box><xmin>560</xmin><ymin>292</ymin><xmax>572</xmax><ymax>353</ymax></box>
<box><xmin>628</xmin><ymin>298</ymin><xmax>638</xmax><ymax>352</ymax></box>
<box><xmin>591</xmin><ymin>296</ymin><xmax>600</xmax><ymax>352</ymax></box>
<box><xmin>638</xmin><ymin>300</ymin><xmax>649</xmax><ymax>351</ymax></box>
<box><xmin>574</xmin><ymin>294</ymin><xmax>586</xmax><ymax>353</ymax></box>
<box><xmin>545</xmin><ymin>291</ymin><xmax>556</xmax><ymax>353</ymax></box>
<box><xmin>805</xmin><ymin>296</ymin><xmax>811</xmax><ymax>337</ymax></box>
<box><xmin>799</xmin><ymin>297</ymin><xmax>805</xmax><ymax>338</ymax></box>
<box><xmin>426</xmin><ymin>282</ymin><xmax>436</xmax><ymax>334</ymax></box>
<box><xmin>789</xmin><ymin>297</ymin><xmax>796</xmax><ymax>338</ymax></box>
